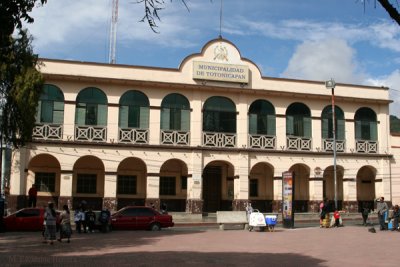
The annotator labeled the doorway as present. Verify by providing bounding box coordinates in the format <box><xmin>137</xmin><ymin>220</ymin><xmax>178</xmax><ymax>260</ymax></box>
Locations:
<box><xmin>202</xmin><ymin>166</ymin><xmax>222</xmax><ymax>212</ymax></box>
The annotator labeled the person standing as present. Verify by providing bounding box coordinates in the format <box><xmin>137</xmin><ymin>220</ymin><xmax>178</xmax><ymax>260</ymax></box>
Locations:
<box><xmin>333</xmin><ymin>210</ymin><xmax>341</xmax><ymax>227</ymax></box>
<box><xmin>74</xmin><ymin>206</ymin><xmax>82</xmax><ymax>233</ymax></box>
<box><xmin>28</xmin><ymin>184</ymin><xmax>37</xmax><ymax>207</ymax></box>
<box><xmin>392</xmin><ymin>205</ymin><xmax>399</xmax><ymax>231</ymax></box>
<box><xmin>85</xmin><ymin>208</ymin><xmax>96</xmax><ymax>233</ymax></box>
<box><xmin>58</xmin><ymin>205</ymin><xmax>72</xmax><ymax>243</ymax></box>
<box><xmin>376</xmin><ymin>197</ymin><xmax>389</xmax><ymax>231</ymax></box>
<box><xmin>361</xmin><ymin>202</ymin><xmax>371</xmax><ymax>226</ymax></box>
<box><xmin>44</xmin><ymin>202</ymin><xmax>57</xmax><ymax>245</ymax></box>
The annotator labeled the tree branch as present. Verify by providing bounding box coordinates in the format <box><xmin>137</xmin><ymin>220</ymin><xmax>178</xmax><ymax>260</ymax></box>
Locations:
<box><xmin>378</xmin><ymin>0</ymin><xmax>400</xmax><ymax>26</ymax></box>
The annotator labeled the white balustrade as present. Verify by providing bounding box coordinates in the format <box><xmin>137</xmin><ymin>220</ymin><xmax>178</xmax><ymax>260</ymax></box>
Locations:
<box><xmin>203</xmin><ymin>132</ymin><xmax>236</xmax><ymax>147</ymax></box>
<box><xmin>119</xmin><ymin>128</ymin><xmax>149</xmax><ymax>144</ymax></box>
<box><xmin>286</xmin><ymin>136</ymin><xmax>312</xmax><ymax>151</ymax></box>
<box><xmin>323</xmin><ymin>139</ymin><xmax>345</xmax><ymax>152</ymax></box>
<box><xmin>75</xmin><ymin>126</ymin><xmax>107</xmax><ymax>142</ymax></box>
<box><xmin>160</xmin><ymin>130</ymin><xmax>190</xmax><ymax>145</ymax></box>
<box><xmin>248</xmin><ymin>134</ymin><xmax>276</xmax><ymax>149</ymax></box>
<box><xmin>355</xmin><ymin>140</ymin><xmax>378</xmax><ymax>153</ymax></box>
<box><xmin>32</xmin><ymin>124</ymin><xmax>63</xmax><ymax>140</ymax></box>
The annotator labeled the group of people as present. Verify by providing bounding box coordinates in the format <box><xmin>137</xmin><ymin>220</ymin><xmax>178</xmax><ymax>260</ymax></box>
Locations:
<box><xmin>42</xmin><ymin>201</ymin><xmax>111</xmax><ymax>245</ymax></box>
<box><xmin>319</xmin><ymin>198</ymin><xmax>342</xmax><ymax>228</ymax></box>
<box><xmin>42</xmin><ymin>202</ymin><xmax>71</xmax><ymax>245</ymax></box>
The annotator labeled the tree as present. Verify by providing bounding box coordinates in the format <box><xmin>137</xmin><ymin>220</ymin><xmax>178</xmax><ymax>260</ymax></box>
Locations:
<box><xmin>361</xmin><ymin>0</ymin><xmax>400</xmax><ymax>26</ymax></box>
<box><xmin>0</xmin><ymin>0</ymin><xmax>47</xmax><ymax>147</ymax></box>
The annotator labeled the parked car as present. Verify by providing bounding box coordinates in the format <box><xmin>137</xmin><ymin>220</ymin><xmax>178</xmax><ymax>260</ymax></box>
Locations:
<box><xmin>2</xmin><ymin>207</ymin><xmax>60</xmax><ymax>231</ymax></box>
<box><xmin>111</xmin><ymin>206</ymin><xmax>174</xmax><ymax>231</ymax></box>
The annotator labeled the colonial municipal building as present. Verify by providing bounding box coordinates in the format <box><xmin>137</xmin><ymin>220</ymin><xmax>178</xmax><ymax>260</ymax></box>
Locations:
<box><xmin>7</xmin><ymin>38</ymin><xmax>400</xmax><ymax>214</ymax></box>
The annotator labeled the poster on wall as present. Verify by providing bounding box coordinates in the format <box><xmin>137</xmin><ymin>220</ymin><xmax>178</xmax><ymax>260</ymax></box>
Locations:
<box><xmin>282</xmin><ymin>171</ymin><xmax>295</xmax><ymax>228</ymax></box>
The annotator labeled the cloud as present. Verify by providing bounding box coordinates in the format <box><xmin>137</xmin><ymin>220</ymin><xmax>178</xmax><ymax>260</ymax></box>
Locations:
<box><xmin>281</xmin><ymin>39</ymin><xmax>365</xmax><ymax>84</ymax></box>
<box><xmin>367</xmin><ymin>70</ymin><xmax>400</xmax><ymax>116</ymax></box>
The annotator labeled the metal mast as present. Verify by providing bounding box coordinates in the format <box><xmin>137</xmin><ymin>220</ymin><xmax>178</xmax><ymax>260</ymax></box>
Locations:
<box><xmin>109</xmin><ymin>0</ymin><xmax>118</xmax><ymax>64</ymax></box>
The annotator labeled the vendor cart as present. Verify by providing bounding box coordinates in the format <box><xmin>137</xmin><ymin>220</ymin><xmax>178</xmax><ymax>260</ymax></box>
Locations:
<box><xmin>248</xmin><ymin>209</ymin><xmax>266</xmax><ymax>232</ymax></box>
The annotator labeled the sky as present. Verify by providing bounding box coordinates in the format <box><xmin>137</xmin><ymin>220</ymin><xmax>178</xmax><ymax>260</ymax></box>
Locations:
<box><xmin>24</xmin><ymin>0</ymin><xmax>400</xmax><ymax>115</ymax></box>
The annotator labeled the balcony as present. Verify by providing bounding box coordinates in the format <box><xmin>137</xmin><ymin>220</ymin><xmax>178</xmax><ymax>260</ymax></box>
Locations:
<box><xmin>286</xmin><ymin>136</ymin><xmax>312</xmax><ymax>151</ymax></box>
<box><xmin>32</xmin><ymin>124</ymin><xmax>63</xmax><ymax>140</ymax></box>
<box><xmin>203</xmin><ymin>132</ymin><xmax>236</xmax><ymax>148</ymax></box>
<box><xmin>160</xmin><ymin>130</ymin><xmax>190</xmax><ymax>146</ymax></box>
<box><xmin>119</xmin><ymin>128</ymin><xmax>149</xmax><ymax>144</ymax></box>
<box><xmin>323</xmin><ymin>139</ymin><xmax>345</xmax><ymax>152</ymax></box>
<box><xmin>248</xmin><ymin>134</ymin><xmax>276</xmax><ymax>149</ymax></box>
<box><xmin>75</xmin><ymin>125</ymin><xmax>107</xmax><ymax>142</ymax></box>
<box><xmin>355</xmin><ymin>140</ymin><xmax>378</xmax><ymax>153</ymax></box>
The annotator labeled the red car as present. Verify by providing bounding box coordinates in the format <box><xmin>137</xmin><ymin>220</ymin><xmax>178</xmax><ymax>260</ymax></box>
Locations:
<box><xmin>111</xmin><ymin>206</ymin><xmax>174</xmax><ymax>231</ymax></box>
<box><xmin>2</xmin><ymin>207</ymin><xmax>60</xmax><ymax>231</ymax></box>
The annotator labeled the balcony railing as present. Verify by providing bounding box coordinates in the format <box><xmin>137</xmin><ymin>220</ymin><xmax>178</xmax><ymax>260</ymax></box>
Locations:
<box><xmin>119</xmin><ymin>128</ymin><xmax>149</xmax><ymax>144</ymax></box>
<box><xmin>355</xmin><ymin>140</ymin><xmax>378</xmax><ymax>153</ymax></box>
<box><xmin>248</xmin><ymin>134</ymin><xmax>276</xmax><ymax>149</ymax></box>
<box><xmin>75</xmin><ymin>125</ymin><xmax>107</xmax><ymax>142</ymax></box>
<box><xmin>32</xmin><ymin>124</ymin><xmax>63</xmax><ymax>140</ymax></box>
<box><xmin>203</xmin><ymin>132</ymin><xmax>236</xmax><ymax>148</ymax></box>
<box><xmin>286</xmin><ymin>136</ymin><xmax>312</xmax><ymax>151</ymax></box>
<box><xmin>323</xmin><ymin>139</ymin><xmax>345</xmax><ymax>152</ymax></box>
<box><xmin>160</xmin><ymin>130</ymin><xmax>190</xmax><ymax>146</ymax></box>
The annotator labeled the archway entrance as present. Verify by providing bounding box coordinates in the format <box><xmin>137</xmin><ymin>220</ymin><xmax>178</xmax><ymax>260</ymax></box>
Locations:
<box><xmin>202</xmin><ymin>161</ymin><xmax>234</xmax><ymax>212</ymax></box>
<box><xmin>357</xmin><ymin>166</ymin><xmax>376</xmax><ymax>212</ymax></box>
<box><xmin>289</xmin><ymin>164</ymin><xmax>310</xmax><ymax>212</ymax></box>
<box><xmin>323</xmin><ymin>165</ymin><xmax>344</xmax><ymax>211</ymax></box>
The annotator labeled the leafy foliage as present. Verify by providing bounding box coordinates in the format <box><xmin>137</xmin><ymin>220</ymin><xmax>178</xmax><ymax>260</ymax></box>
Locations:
<box><xmin>0</xmin><ymin>0</ymin><xmax>47</xmax><ymax>147</ymax></box>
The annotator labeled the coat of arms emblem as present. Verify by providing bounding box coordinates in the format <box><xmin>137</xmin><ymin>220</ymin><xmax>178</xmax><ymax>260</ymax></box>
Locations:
<box><xmin>214</xmin><ymin>45</ymin><xmax>228</xmax><ymax>61</ymax></box>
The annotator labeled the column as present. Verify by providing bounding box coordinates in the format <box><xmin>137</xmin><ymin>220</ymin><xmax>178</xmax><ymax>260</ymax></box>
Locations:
<box><xmin>107</xmin><ymin>105</ymin><xmax>119</xmax><ymax>142</ymax></box>
<box><xmin>58</xmin><ymin>173</ymin><xmax>73</xmax><ymax>210</ymax></box>
<box><xmin>103</xmin><ymin>174</ymin><xmax>117</xmax><ymax>211</ymax></box>
<box><xmin>149</xmin><ymin>108</ymin><xmax>161</xmax><ymax>145</ymax></box>
<box><xmin>233</xmin><ymin>153</ymin><xmax>249</xmax><ymax>211</ymax></box>
<box><xmin>186</xmin><ymin>151</ymin><xmax>203</xmax><ymax>213</ymax></box>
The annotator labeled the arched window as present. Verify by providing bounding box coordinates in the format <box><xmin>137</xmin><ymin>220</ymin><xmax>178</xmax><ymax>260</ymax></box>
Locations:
<box><xmin>355</xmin><ymin>107</ymin><xmax>377</xmax><ymax>141</ymax></box>
<box><xmin>36</xmin><ymin>84</ymin><xmax>64</xmax><ymax>124</ymax></box>
<box><xmin>119</xmin><ymin>90</ymin><xmax>149</xmax><ymax>128</ymax></box>
<box><xmin>75</xmin><ymin>87</ymin><xmax>108</xmax><ymax>126</ymax></box>
<box><xmin>248</xmin><ymin>99</ymin><xmax>276</xmax><ymax>135</ymax></box>
<box><xmin>321</xmin><ymin>105</ymin><xmax>345</xmax><ymax>140</ymax></box>
<box><xmin>203</xmin><ymin>96</ymin><xmax>236</xmax><ymax>133</ymax></box>
<box><xmin>286</xmin><ymin>103</ymin><xmax>311</xmax><ymax>137</ymax></box>
<box><xmin>160</xmin><ymin>93</ymin><xmax>190</xmax><ymax>131</ymax></box>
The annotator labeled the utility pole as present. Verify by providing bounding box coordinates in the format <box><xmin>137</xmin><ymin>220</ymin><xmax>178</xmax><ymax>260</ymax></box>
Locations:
<box><xmin>109</xmin><ymin>0</ymin><xmax>119</xmax><ymax>64</ymax></box>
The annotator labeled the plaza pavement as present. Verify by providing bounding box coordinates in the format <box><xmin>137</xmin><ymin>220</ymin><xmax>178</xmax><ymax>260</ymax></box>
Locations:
<box><xmin>0</xmin><ymin>221</ymin><xmax>398</xmax><ymax>267</ymax></box>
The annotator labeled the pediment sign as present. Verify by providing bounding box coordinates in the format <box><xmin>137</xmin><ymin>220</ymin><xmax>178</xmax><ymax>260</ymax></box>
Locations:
<box><xmin>192</xmin><ymin>41</ymin><xmax>249</xmax><ymax>84</ymax></box>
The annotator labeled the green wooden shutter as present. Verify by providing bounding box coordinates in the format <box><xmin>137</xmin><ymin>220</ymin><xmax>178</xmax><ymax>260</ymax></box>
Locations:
<box><xmin>249</xmin><ymin>114</ymin><xmax>257</xmax><ymax>134</ymax></box>
<box><xmin>322</xmin><ymin>118</ymin><xmax>329</xmax><ymax>139</ymax></box>
<box><xmin>303</xmin><ymin>117</ymin><xmax>311</xmax><ymax>138</ymax></box>
<box><xmin>53</xmin><ymin>101</ymin><xmax>64</xmax><ymax>124</ymax></box>
<box><xmin>355</xmin><ymin>121</ymin><xmax>361</xmax><ymax>139</ymax></box>
<box><xmin>119</xmin><ymin>106</ymin><xmax>128</xmax><ymax>128</ymax></box>
<box><xmin>161</xmin><ymin>108</ymin><xmax>170</xmax><ymax>130</ymax></box>
<box><xmin>75</xmin><ymin>104</ymin><xmax>86</xmax><ymax>125</ymax></box>
<box><xmin>370</xmin><ymin>121</ymin><xmax>377</xmax><ymax>141</ymax></box>
<box><xmin>97</xmin><ymin>104</ymin><xmax>107</xmax><ymax>126</ymax></box>
<box><xmin>181</xmin><ymin>109</ymin><xmax>190</xmax><ymax>131</ymax></box>
<box><xmin>337</xmin><ymin>119</ymin><xmax>345</xmax><ymax>140</ymax></box>
<box><xmin>286</xmin><ymin>116</ymin><xmax>294</xmax><ymax>135</ymax></box>
<box><xmin>139</xmin><ymin>106</ymin><xmax>149</xmax><ymax>129</ymax></box>
<box><xmin>36</xmin><ymin>101</ymin><xmax>41</xmax><ymax>123</ymax></box>
<box><xmin>267</xmin><ymin>114</ymin><xmax>276</xmax><ymax>135</ymax></box>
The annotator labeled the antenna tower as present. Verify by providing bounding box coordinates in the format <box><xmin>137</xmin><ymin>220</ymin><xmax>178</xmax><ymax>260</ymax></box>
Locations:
<box><xmin>109</xmin><ymin>0</ymin><xmax>118</xmax><ymax>64</ymax></box>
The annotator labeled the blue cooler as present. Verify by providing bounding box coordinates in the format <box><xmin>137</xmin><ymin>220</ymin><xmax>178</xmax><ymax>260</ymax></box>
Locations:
<box><xmin>265</xmin><ymin>215</ymin><xmax>277</xmax><ymax>226</ymax></box>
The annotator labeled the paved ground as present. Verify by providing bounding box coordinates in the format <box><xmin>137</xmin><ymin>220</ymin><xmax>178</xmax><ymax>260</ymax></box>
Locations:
<box><xmin>0</xmin><ymin>223</ymin><xmax>398</xmax><ymax>267</ymax></box>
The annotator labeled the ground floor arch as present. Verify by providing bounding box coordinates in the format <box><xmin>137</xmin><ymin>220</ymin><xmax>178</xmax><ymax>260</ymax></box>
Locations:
<box><xmin>249</xmin><ymin>162</ymin><xmax>274</xmax><ymax>212</ymax></box>
<box><xmin>357</xmin><ymin>165</ymin><xmax>377</xmax><ymax>212</ymax></box>
<box><xmin>289</xmin><ymin>163</ymin><xmax>310</xmax><ymax>212</ymax></box>
<box><xmin>27</xmin><ymin>154</ymin><xmax>61</xmax><ymax>207</ymax></box>
<box><xmin>159</xmin><ymin>158</ymin><xmax>188</xmax><ymax>212</ymax></box>
<box><xmin>72</xmin><ymin>155</ymin><xmax>105</xmax><ymax>210</ymax></box>
<box><xmin>323</xmin><ymin>165</ymin><xmax>344</xmax><ymax>210</ymax></box>
<box><xmin>116</xmin><ymin>157</ymin><xmax>147</xmax><ymax>209</ymax></box>
<box><xmin>202</xmin><ymin>160</ymin><xmax>234</xmax><ymax>212</ymax></box>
